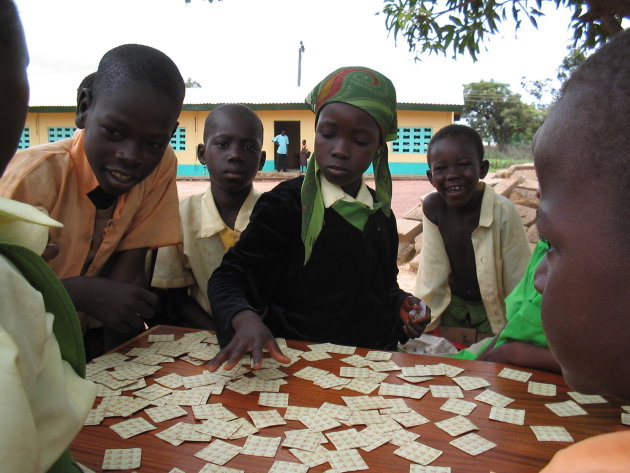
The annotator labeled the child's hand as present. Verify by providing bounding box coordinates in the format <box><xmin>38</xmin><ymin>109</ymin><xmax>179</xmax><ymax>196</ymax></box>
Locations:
<box><xmin>63</xmin><ymin>276</ymin><xmax>156</xmax><ymax>332</ymax></box>
<box><xmin>207</xmin><ymin>310</ymin><xmax>290</xmax><ymax>372</ymax></box>
<box><xmin>400</xmin><ymin>296</ymin><xmax>431</xmax><ymax>339</ymax></box>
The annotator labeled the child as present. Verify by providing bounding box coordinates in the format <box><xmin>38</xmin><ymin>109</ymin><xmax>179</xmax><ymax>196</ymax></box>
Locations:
<box><xmin>299</xmin><ymin>139</ymin><xmax>310</xmax><ymax>172</ymax></box>
<box><xmin>414</xmin><ymin>124</ymin><xmax>531</xmax><ymax>346</ymax></box>
<box><xmin>151</xmin><ymin>104</ymin><xmax>265</xmax><ymax>328</ymax></box>
<box><xmin>0</xmin><ymin>43</ymin><xmax>185</xmax><ymax>355</ymax></box>
<box><xmin>207</xmin><ymin>66</ymin><xmax>429</xmax><ymax>370</ymax></box>
<box><xmin>0</xmin><ymin>2</ymin><xmax>95</xmax><ymax>471</ymax></box>
<box><xmin>532</xmin><ymin>29</ymin><xmax>630</xmax><ymax>472</ymax></box>
<box><xmin>453</xmin><ymin>239</ymin><xmax>561</xmax><ymax>373</ymax></box>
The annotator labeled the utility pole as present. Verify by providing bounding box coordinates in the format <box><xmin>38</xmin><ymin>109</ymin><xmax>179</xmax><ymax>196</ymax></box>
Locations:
<box><xmin>297</xmin><ymin>41</ymin><xmax>305</xmax><ymax>87</ymax></box>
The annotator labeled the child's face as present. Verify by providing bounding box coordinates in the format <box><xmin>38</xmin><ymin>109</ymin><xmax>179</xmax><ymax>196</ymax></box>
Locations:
<box><xmin>0</xmin><ymin>11</ymin><xmax>29</xmax><ymax>176</ymax></box>
<box><xmin>426</xmin><ymin>136</ymin><xmax>488</xmax><ymax>208</ymax></box>
<box><xmin>76</xmin><ymin>83</ymin><xmax>179</xmax><ymax>196</ymax></box>
<box><xmin>533</xmin><ymin>96</ymin><xmax>630</xmax><ymax>399</ymax></box>
<box><xmin>199</xmin><ymin>111</ymin><xmax>262</xmax><ymax>193</ymax></box>
<box><xmin>315</xmin><ymin>102</ymin><xmax>380</xmax><ymax>196</ymax></box>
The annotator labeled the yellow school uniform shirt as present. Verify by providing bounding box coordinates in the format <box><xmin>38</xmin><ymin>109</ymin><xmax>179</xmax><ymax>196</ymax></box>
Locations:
<box><xmin>152</xmin><ymin>186</ymin><xmax>260</xmax><ymax>314</ymax></box>
<box><xmin>414</xmin><ymin>183</ymin><xmax>531</xmax><ymax>334</ymax></box>
<box><xmin>0</xmin><ymin>197</ymin><xmax>96</xmax><ymax>473</ymax></box>
<box><xmin>0</xmin><ymin>129</ymin><xmax>182</xmax><ymax>280</ymax></box>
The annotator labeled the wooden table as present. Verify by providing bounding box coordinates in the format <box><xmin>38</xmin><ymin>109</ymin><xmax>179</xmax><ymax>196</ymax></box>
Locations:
<box><xmin>72</xmin><ymin>326</ymin><xmax>626</xmax><ymax>472</ymax></box>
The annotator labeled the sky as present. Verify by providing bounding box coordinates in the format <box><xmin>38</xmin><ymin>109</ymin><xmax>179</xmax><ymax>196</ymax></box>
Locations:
<box><xmin>15</xmin><ymin>0</ymin><xmax>581</xmax><ymax>106</ymax></box>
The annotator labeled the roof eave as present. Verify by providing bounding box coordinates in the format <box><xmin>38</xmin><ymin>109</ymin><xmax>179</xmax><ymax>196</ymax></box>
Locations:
<box><xmin>27</xmin><ymin>102</ymin><xmax>463</xmax><ymax>113</ymax></box>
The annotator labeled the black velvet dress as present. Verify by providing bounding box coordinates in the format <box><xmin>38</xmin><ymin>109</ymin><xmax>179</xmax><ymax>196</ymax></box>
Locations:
<box><xmin>208</xmin><ymin>177</ymin><xmax>410</xmax><ymax>350</ymax></box>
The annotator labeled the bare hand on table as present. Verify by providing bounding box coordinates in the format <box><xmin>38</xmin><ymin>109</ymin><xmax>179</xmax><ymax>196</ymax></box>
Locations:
<box><xmin>62</xmin><ymin>276</ymin><xmax>157</xmax><ymax>332</ymax></box>
<box><xmin>207</xmin><ymin>310</ymin><xmax>290</xmax><ymax>371</ymax></box>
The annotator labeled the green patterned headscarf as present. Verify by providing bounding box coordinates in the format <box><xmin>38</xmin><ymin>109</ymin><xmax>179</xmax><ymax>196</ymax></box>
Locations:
<box><xmin>301</xmin><ymin>66</ymin><xmax>398</xmax><ymax>264</ymax></box>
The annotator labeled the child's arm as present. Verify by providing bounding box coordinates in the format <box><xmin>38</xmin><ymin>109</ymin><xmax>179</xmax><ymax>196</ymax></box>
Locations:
<box><xmin>62</xmin><ymin>248</ymin><xmax>157</xmax><ymax>332</ymax></box>
<box><xmin>207</xmin><ymin>310</ymin><xmax>289</xmax><ymax>370</ymax></box>
<box><xmin>385</xmin><ymin>211</ymin><xmax>427</xmax><ymax>341</ymax></box>
<box><xmin>207</xmin><ymin>182</ymin><xmax>300</xmax><ymax>368</ymax></box>
<box><xmin>413</xmin><ymin>195</ymin><xmax>452</xmax><ymax>332</ymax></box>
<box><xmin>479</xmin><ymin>340</ymin><xmax>561</xmax><ymax>373</ymax></box>
<box><xmin>167</xmin><ymin>287</ymin><xmax>215</xmax><ymax>329</ymax></box>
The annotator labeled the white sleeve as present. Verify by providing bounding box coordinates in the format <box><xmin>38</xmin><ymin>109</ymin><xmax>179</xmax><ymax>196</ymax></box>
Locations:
<box><xmin>0</xmin><ymin>257</ymin><xmax>95</xmax><ymax>473</ymax></box>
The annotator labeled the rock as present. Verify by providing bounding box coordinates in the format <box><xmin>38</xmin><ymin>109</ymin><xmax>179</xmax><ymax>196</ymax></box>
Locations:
<box><xmin>408</xmin><ymin>252</ymin><xmax>421</xmax><ymax>273</ymax></box>
<box><xmin>493</xmin><ymin>177</ymin><xmax>523</xmax><ymax>197</ymax></box>
<box><xmin>509</xmin><ymin>187</ymin><xmax>539</xmax><ymax>208</ymax></box>
<box><xmin>403</xmin><ymin>203</ymin><xmax>424</xmax><ymax>221</ymax></box>
<box><xmin>511</xmin><ymin>169</ymin><xmax>538</xmax><ymax>181</ymax></box>
<box><xmin>514</xmin><ymin>204</ymin><xmax>537</xmax><ymax>227</ymax></box>
<box><xmin>397</xmin><ymin>219</ymin><xmax>422</xmax><ymax>244</ymax></box>
<box><xmin>510</xmin><ymin>163</ymin><xmax>535</xmax><ymax>171</ymax></box>
<box><xmin>519</xmin><ymin>179</ymin><xmax>539</xmax><ymax>191</ymax></box>
<box><xmin>414</xmin><ymin>233</ymin><xmax>423</xmax><ymax>253</ymax></box>
<box><xmin>495</xmin><ymin>168</ymin><xmax>514</xmax><ymax>179</ymax></box>
<box><xmin>482</xmin><ymin>177</ymin><xmax>503</xmax><ymax>187</ymax></box>
<box><xmin>526</xmin><ymin>223</ymin><xmax>539</xmax><ymax>245</ymax></box>
<box><xmin>397</xmin><ymin>241</ymin><xmax>415</xmax><ymax>265</ymax></box>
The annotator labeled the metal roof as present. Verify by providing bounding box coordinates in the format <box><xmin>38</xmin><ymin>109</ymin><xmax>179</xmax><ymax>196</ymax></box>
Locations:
<box><xmin>27</xmin><ymin>77</ymin><xmax>464</xmax><ymax>111</ymax></box>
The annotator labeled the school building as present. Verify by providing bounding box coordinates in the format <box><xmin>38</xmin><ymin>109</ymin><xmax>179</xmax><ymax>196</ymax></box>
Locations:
<box><xmin>20</xmin><ymin>86</ymin><xmax>463</xmax><ymax>176</ymax></box>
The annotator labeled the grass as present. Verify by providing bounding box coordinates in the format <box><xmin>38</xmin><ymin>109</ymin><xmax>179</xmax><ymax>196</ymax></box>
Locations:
<box><xmin>485</xmin><ymin>146</ymin><xmax>533</xmax><ymax>172</ymax></box>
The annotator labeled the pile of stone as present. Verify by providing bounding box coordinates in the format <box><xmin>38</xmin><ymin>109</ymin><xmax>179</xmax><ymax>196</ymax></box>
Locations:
<box><xmin>397</xmin><ymin>163</ymin><xmax>540</xmax><ymax>274</ymax></box>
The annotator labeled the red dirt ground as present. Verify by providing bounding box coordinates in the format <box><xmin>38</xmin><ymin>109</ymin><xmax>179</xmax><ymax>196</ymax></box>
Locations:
<box><xmin>176</xmin><ymin>176</ymin><xmax>434</xmax><ymax>218</ymax></box>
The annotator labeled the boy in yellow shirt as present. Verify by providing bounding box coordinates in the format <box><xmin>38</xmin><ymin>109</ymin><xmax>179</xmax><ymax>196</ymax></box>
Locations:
<box><xmin>1</xmin><ymin>43</ymin><xmax>185</xmax><ymax>355</ymax></box>
<box><xmin>152</xmin><ymin>104</ymin><xmax>265</xmax><ymax>328</ymax></box>
<box><xmin>0</xmin><ymin>3</ymin><xmax>95</xmax><ymax>471</ymax></box>
<box><xmin>415</xmin><ymin>125</ymin><xmax>530</xmax><ymax>346</ymax></box>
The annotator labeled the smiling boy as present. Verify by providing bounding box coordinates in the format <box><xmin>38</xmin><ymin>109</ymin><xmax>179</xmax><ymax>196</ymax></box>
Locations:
<box><xmin>415</xmin><ymin>124</ymin><xmax>530</xmax><ymax>347</ymax></box>
<box><xmin>0</xmin><ymin>44</ymin><xmax>184</xmax><ymax>355</ymax></box>
<box><xmin>152</xmin><ymin>104</ymin><xmax>265</xmax><ymax>328</ymax></box>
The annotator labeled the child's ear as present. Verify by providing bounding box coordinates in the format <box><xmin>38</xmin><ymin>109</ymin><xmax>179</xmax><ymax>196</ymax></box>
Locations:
<box><xmin>479</xmin><ymin>159</ymin><xmax>490</xmax><ymax>179</ymax></box>
<box><xmin>196</xmin><ymin>144</ymin><xmax>206</xmax><ymax>165</ymax></box>
<box><xmin>75</xmin><ymin>88</ymin><xmax>92</xmax><ymax>129</ymax></box>
<box><xmin>426</xmin><ymin>170</ymin><xmax>433</xmax><ymax>185</ymax></box>
<box><xmin>258</xmin><ymin>150</ymin><xmax>266</xmax><ymax>171</ymax></box>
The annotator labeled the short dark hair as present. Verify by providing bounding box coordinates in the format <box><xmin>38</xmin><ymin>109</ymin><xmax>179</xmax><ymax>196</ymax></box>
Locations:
<box><xmin>427</xmin><ymin>124</ymin><xmax>485</xmax><ymax>163</ymax></box>
<box><xmin>203</xmin><ymin>104</ymin><xmax>263</xmax><ymax>143</ymax></box>
<box><xmin>554</xmin><ymin>29</ymin><xmax>630</xmax><ymax>236</ymax></box>
<box><xmin>92</xmin><ymin>44</ymin><xmax>185</xmax><ymax>108</ymax></box>
<box><xmin>558</xmin><ymin>29</ymin><xmax>629</xmax><ymax>173</ymax></box>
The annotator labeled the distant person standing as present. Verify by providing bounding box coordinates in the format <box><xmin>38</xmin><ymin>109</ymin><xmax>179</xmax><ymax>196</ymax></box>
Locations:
<box><xmin>272</xmin><ymin>130</ymin><xmax>289</xmax><ymax>172</ymax></box>
<box><xmin>299</xmin><ymin>139</ymin><xmax>310</xmax><ymax>172</ymax></box>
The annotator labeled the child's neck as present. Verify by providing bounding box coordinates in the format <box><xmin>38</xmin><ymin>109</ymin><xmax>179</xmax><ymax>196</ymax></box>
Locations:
<box><xmin>211</xmin><ymin>183</ymin><xmax>252</xmax><ymax>230</ymax></box>
<box><xmin>87</xmin><ymin>186</ymin><xmax>117</xmax><ymax>210</ymax></box>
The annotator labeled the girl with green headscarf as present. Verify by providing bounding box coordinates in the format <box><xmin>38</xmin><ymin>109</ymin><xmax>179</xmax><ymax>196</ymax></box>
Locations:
<box><xmin>208</xmin><ymin>67</ymin><xmax>429</xmax><ymax>370</ymax></box>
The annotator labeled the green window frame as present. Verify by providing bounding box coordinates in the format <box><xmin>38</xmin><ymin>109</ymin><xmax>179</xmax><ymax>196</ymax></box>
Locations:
<box><xmin>18</xmin><ymin>127</ymin><xmax>30</xmax><ymax>149</ymax></box>
<box><xmin>170</xmin><ymin>127</ymin><xmax>186</xmax><ymax>151</ymax></box>
<box><xmin>48</xmin><ymin>127</ymin><xmax>77</xmax><ymax>142</ymax></box>
<box><xmin>392</xmin><ymin>126</ymin><xmax>433</xmax><ymax>154</ymax></box>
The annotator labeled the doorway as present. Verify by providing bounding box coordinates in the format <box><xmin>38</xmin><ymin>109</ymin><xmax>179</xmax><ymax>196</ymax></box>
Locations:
<box><xmin>274</xmin><ymin>121</ymin><xmax>301</xmax><ymax>170</ymax></box>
